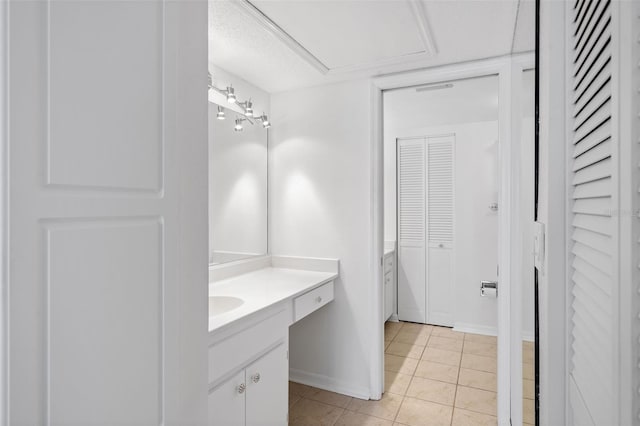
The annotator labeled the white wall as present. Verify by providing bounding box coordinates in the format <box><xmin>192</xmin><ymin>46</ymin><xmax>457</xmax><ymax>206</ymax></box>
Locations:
<box><xmin>270</xmin><ymin>80</ymin><xmax>374</xmax><ymax>398</ymax></box>
<box><xmin>208</xmin><ymin>65</ymin><xmax>270</xmax><ymax>263</ymax></box>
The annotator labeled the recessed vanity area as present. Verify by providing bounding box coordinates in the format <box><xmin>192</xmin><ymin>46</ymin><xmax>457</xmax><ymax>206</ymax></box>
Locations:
<box><xmin>208</xmin><ymin>256</ymin><xmax>337</xmax><ymax>425</ymax></box>
<box><xmin>207</xmin><ymin>44</ymin><xmax>339</xmax><ymax>424</ymax></box>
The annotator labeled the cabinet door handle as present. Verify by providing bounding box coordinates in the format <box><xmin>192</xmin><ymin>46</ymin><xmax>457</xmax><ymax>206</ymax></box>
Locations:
<box><xmin>315</xmin><ymin>296</ymin><xmax>322</xmax><ymax>303</ymax></box>
<box><xmin>251</xmin><ymin>373</ymin><xmax>261</xmax><ymax>383</ymax></box>
<box><xmin>237</xmin><ymin>383</ymin><xmax>246</xmax><ymax>394</ymax></box>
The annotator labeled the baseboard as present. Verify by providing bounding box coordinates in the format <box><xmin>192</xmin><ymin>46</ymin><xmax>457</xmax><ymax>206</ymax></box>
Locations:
<box><xmin>453</xmin><ymin>322</ymin><xmax>536</xmax><ymax>342</ymax></box>
<box><xmin>289</xmin><ymin>368</ymin><xmax>370</xmax><ymax>400</ymax></box>
<box><xmin>388</xmin><ymin>313</ymin><xmax>399</xmax><ymax>323</ymax></box>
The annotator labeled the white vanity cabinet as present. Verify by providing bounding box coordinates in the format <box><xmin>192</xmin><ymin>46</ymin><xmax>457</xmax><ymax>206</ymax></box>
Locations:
<box><xmin>208</xmin><ymin>259</ymin><xmax>338</xmax><ymax>426</ymax></box>
<box><xmin>209</xmin><ymin>370</ymin><xmax>246</xmax><ymax>426</ymax></box>
<box><xmin>383</xmin><ymin>250</ymin><xmax>396</xmax><ymax>321</ymax></box>
<box><xmin>209</xmin><ymin>343</ymin><xmax>288</xmax><ymax>426</ymax></box>
<box><xmin>245</xmin><ymin>343</ymin><xmax>288</xmax><ymax>425</ymax></box>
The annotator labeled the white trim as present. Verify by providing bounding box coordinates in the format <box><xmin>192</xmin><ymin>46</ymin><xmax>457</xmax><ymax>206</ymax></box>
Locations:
<box><xmin>617</xmin><ymin>2</ymin><xmax>639</xmax><ymax>425</ymax></box>
<box><xmin>0</xmin><ymin>0</ymin><xmax>8</xmax><ymax>423</ymax></box>
<box><xmin>232</xmin><ymin>0</ymin><xmax>329</xmax><ymax>75</ymax></box>
<box><xmin>369</xmin><ymin>83</ymin><xmax>384</xmax><ymax>400</ymax></box>
<box><xmin>371</xmin><ymin>52</ymin><xmax>534</xmax><ymax>426</ymax></box>
<box><xmin>537</xmin><ymin>2</ymin><xmax>569</xmax><ymax>424</ymax></box>
<box><xmin>233</xmin><ymin>0</ymin><xmax>445</xmax><ymax>77</ymax></box>
<box><xmin>289</xmin><ymin>368</ymin><xmax>370</xmax><ymax>401</ymax></box>
<box><xmin>406</xmin><ymin>0</ymin><xmax>437</xmax><ymax>55</ymax></box>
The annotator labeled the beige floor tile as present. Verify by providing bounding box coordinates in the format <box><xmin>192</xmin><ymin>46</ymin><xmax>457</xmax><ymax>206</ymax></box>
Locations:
<box><xmin>461</xmin><ymin>354</ymin><xmax>497</xmax><ymax>374</ymax></box>
<box><xmin>289</xmin><ymin>398</ymin><xmax>345</xmax><ymax>425</ymax></box>
<box><xmin>522</xmin><ymin>341</ymin><xmax>534</xmax><ymax>352</ymax></box>
<box><xmin>523</xmin><ymin>398</ymin><xmax>535</xmax><ymax>424</ymax></box>
<box><xmin>462</xmin><ymin>341</ymin><xmax>497</xmax><ymax>358</ymax></box>
<box><xmin>306</xmin><ymin>387</ymin><xmax>353</xmax><ymax>408</ymax></box>
<box><xmin>395</xmin><ymin>396</ymin><xmax>453</xmax><ymax>426</ymax></box>
<box><xmin>401</xmin><ymin>322</ymin><xmax>433</xmax><ymax>334</ymax></box>
<box><xmin>385</xmin><ymin>370</ymin><xmax>412</xmax><ymax>395</ymax></box>
<box><xmin>394</xmin><ymin>330</ymin><xmax>430</xmax><ymax>346</ymax></box>
<box><xmin>386</xmin><ymin>322</ymin><xmax>403</xmax><ymax>341</ymax></box>
<box><xmin>346</xmin><ymin>392</ymin><xmax>403</xmax><ymax>421</ymax></box>
<box><xmin>406</xmin><ymin>376</ymin><xmax>456</xmax><ymax>406</ymax></box>
<box><xmin>431</xmin><ymin>327</ymin><xmax>465</xmax><ymax>340</ymax></box>
<box><xmin>522</xmin><ymin>362</ymin><xmax>534</xmax><ymax>380</ymax></box>
<box><xmin>451</xmin><ymin>408</ymin><xmax>498</xmax><ymax>426</ymax></box>
<box><xmin>523</xmin><ymin>347</ymin><xmax>535</xmax><ymax>364</ymax></box>
<box><xmin>335</xmin><ymin>410</ymin><xmax>394</xmax><ymax>426</ymax></box>
<box><xmin>385</xmin><ymin>341</ymin><xmax>391</xmax><ymax>350</ymax></box>
<box><xmin>454</xmin><ymin>386</ymin><xmax>497</xmax><ymax>416</ymax></box>
<box><xmin>458</xmin><ymin>368</ymin><xmax>497</xmax><ymax>392</ymax></box>
<box><xmin>523</xmin><ymin>379</ymin><xmax>535</xmax><ymax>400</ymax></box>
<box><xmin>290</xmin><ymin>381</ymin><xmax>313</xmax><ymax>397</ymax></box>
<box><xmin>421</xmin><ymin>347</ymin><xmax>462</xmax><ymax>367</ymax></box>
<box><xmin>464</xmin><ymin>334</ymin><xmax>497</xmax><ymax>345</ymax></box>
<box><xmin>386</xmin><ymin>342</ymin><xmax>426</xmax><ymax>360</ymax></box>
<box><xmin>385</xmin><ymin>354</ymin><xmax>419</xmax><ymax>375</ymax></box>
<box><xmin>428</xmin><ymin>336</ymin><xmax>464</xmax><ymax>352</ymax></box>
<box><xmin>414</xmin><ymin>360</ymin><xmax>459</xmax><ymax>384</ymax></box>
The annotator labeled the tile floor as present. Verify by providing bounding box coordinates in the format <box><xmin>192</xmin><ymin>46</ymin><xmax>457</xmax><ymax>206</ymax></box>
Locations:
<box><xmin>288</xmin><ymin>321</ymin><xmax>535</xmax><ymax>426</ymax></box>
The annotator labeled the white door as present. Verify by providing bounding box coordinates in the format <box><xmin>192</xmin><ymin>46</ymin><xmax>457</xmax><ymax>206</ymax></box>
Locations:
<box><xmin>209</xmin><ymin>371</ymin><xmax>246</xmax><ymax>426</ymax></box>
<box><xmin>425</xmin><ymin>136</ymin><xmax>455</xmax><ymax>326</ymax></box>
<box><xmin>4</xmin><ymin>1</ymin><xmax>208</xmax><ymax>424</ymax></box>
<box><xmin>397</xmin><ymin>138</ymin><xmax>427</xmax><ymax>323</ymax></box>
<box><xmin>397</xmin><ymin>136</ymin><xmax>455</xmax><ymax>326</ymax></box>
<box><xmin>245</xmin><ymin>343</ymin><xmax>288</xmax><ymax>426</ymax></box>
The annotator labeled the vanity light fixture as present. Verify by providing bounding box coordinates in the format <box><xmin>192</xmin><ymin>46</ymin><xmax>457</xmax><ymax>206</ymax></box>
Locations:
<box><xmin>239</xmin><ymin>99</ymin><xmax>254</xmax><ymax>117</ymax></box>
<box><xmin>216</xmin><ymin>106</ymin><xmax>226</xmax><ymax>120</ymax></box>
<box><xmin>259</xmin><ymin>114</ymin><xmax>271</xmax><ymax>129</ymax></box>
<box><xmin>234</xmin><ymin>117</ymin><xmax>244</xmax><ymax>132</ymax></box>
<box><xmin>225</xmin><ymin>86</ymin><xmax>237</xmax><ymax>104</ymax></box>
<box><xmin>208</xmin><ymin>72</ymin><xmax>272</xmax><ymax>130</ymax></box>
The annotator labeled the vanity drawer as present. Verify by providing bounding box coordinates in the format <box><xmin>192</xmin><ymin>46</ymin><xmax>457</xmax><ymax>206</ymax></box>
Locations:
<box><xmin>384</xmin><ymin>271</ymin><xmax>393</xmax><ymax>286</ymax></box>
<box><xmin>294</xmin><ymin>281</ymin><xmax>334</xmax><ymax>322</ymax></box>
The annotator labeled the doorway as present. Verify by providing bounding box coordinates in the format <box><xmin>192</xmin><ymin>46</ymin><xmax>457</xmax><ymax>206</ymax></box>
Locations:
<box><xmin>371</xmin><ymin>54</ymin><xmax>535</xmax><ymax>425</ymax></box>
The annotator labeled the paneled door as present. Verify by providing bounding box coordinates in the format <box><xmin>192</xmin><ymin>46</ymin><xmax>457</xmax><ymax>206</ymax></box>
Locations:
<box><xmin>4</xmin><ymin>1</ymin><xmax>208</xmax><ymax>425</ymax></box>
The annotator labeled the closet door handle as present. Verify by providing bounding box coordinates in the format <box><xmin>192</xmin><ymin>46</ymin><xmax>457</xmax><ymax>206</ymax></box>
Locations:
<box><xmin>237</xmin><ymin>383</ymin><xmax>246</xmax><ymax>394</ymax></box>
<box><xmin>251</xmin><ymin>373</ymin><xmax>261</xmax><ymax>383</ymax></box>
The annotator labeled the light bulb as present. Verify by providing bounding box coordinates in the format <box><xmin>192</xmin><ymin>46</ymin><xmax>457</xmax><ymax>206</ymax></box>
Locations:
<box><xmin>226</xmin><ymin>86</ymin><xmax>236</xmax><ymax>104</ymax></box>
<box><xmin>234</xmin><ymin>118</ymin><xmax>243</xmax><ymax>132</ymax></box>
<box><xmin>216</xmin><ymin>106</ymin><xmax>225</xmax><ymax>120</ymax></box>
<box><xmin>245</xmin><ymin>100</ymin><xmax>254</xmax><ymax>117</ymax></box>
<box><xmin>260</xmin><ymin>114</ymin><xmax>270</xmax><ymax>129</ymax></box>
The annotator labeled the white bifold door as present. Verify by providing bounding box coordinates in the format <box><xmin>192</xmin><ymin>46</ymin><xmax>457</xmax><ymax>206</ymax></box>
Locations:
<box><xmin>397</xmin><ymin>136</ymin><xmax>455</xmax><ymax>326</ymax></box>
<box><xmin>3</xmin><ymin>1</ymin><xmax>208</xmax><ymax>425</ymax></box>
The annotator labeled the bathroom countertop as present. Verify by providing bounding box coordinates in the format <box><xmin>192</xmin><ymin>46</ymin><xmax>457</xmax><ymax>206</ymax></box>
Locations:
<box><xmin>208</xmin><ymin>267</ymin><xmax>338</xmax><ymax>333</ymax></box>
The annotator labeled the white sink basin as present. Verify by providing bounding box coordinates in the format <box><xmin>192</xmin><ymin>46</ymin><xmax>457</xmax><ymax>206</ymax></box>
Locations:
<box><xmin>209</xmin><ymin>296</ymin><xmax>244</xmax><ymax>316</ymax></box>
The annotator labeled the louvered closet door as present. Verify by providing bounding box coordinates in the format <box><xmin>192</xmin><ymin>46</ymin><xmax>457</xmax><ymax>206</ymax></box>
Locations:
<box><xmin>397</xmin><ymin>138</ymin><xmax>427</xmax><ymax>323</ymax></box>
<box><xmin>568</xmin><ymin>0</ymin><xmax>616</xmax><ymax>424</ymax></box>
<box><xmin>426</xmin><ymin>136</ymin><xmax>455</xmax><ymax>326</ymax></box>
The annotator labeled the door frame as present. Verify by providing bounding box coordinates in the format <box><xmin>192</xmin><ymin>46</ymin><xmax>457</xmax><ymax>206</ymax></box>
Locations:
<box><xmin>0</xmin><ymin>0</ymin><xmax>7</xmax><ymax>422</ymax></box>
<box><xmin>370</xmin><ymin>52</ymin><xmax>534</xmax><ymax>424</ymax></box>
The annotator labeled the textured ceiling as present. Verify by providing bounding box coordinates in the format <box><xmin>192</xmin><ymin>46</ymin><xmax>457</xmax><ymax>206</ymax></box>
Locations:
<box><xmin>208</xmin><ymin>0</ymin><xmax>535</xmax><ymax>94</ymax></box>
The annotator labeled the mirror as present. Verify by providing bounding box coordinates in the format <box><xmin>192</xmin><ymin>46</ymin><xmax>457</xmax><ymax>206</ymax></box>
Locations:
<box><xmin>208</xmin><ymin>70</ymin><xmax>268</xmax><ymax>265</ymax></box>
